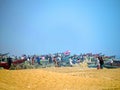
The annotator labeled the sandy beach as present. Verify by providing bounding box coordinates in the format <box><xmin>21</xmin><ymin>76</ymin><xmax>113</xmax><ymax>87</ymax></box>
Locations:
<box><xmin>0</xmin><ymin>67</ymin><xmax>120</xmax><ymax>90</ymax></box>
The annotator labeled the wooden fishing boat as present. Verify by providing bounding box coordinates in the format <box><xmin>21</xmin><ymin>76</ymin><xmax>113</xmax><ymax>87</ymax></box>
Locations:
<box><xmin>104</xmin><ymin>60</ymin><xmax>120</xmax><ymax>69</ymax></box>
<box><xmin>0</xmin><ymin>59</ymin><xmax>26</xmax><ymax>69</ymax></box>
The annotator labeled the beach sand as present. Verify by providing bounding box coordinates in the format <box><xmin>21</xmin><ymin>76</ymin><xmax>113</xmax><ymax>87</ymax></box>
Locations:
<box><xmin>0</xmin><ymin>67</ymin><xmax>120</xmax><ymax>90</ymax></box>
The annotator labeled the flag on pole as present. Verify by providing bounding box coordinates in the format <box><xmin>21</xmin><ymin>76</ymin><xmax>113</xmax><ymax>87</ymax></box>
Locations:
<box><xmin>64</xmin><ymin>50</ymin><xmax>71</xmax><ymax>55</ymax></box>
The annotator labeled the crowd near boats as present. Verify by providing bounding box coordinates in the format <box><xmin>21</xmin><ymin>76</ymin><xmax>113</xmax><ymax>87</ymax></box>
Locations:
<box><xmin>0</xmin><ymin>50</ymin><xmax>120</xmax><ymax>69</ymax></box>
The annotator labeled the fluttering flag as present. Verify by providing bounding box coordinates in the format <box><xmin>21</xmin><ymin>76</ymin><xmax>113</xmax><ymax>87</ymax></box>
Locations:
<box><xmin>42</xmin><ymin>56</ymin><xmax>45</xmax><ymax>60</ymax></box>
<box><xmin>64</xmin><ymin>50</ymin><xmax>71</xmax><ymax>55</ymax></box>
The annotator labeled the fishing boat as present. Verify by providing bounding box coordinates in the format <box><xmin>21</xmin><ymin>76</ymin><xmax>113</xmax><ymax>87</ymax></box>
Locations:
<box><xmin>0</xmin><ymin>53</ymin><xmax>26</xmax><ymax>69</ymax></box>
<box><xmin>104</xmin><ymin>59</ymin><xmax>120</xmax><ymax>69</ymax></box>
<box><xmin>0</xmin><ymin>59</ymin><xmax>26</xmax><ymax>69</ymax></box>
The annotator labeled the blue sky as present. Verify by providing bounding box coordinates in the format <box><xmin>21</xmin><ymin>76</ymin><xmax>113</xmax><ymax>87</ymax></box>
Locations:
<box><xmin>0</xmin><ymin>0</ymin><xmax>120</xmax><ymax>57</ymax></box>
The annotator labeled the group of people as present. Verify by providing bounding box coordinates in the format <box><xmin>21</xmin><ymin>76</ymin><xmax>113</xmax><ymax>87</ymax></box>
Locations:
<box><xmin>96</xmin><ymin>56</ymin><xmax>104</xmax><ymax>69</ymax></box>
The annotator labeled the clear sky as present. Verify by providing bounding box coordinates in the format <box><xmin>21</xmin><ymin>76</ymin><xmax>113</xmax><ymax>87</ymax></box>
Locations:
<box><xmin>0</xmin><ymin>0</ymin><xmax>120</xmax><ymax>57</ymax></box>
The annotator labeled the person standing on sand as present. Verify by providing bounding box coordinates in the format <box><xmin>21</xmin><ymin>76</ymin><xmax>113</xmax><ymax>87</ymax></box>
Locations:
<box><xmin>32</xmin><ymin>56</ymin><xmax>35</xmax><ymax>65</ymax></box>
<box><xmin>36</xmin><ymin>56</ymin><xmax>41</xmax><ymax>65</ymax></box>
<box><xmin>53</xmin><ymin>57</ymin><xmax>58</xmax><ymax>67</ymax></box>
<box><xmin>7</xmin><ymin>56</ymin><xmax>12</xmax><ymax>69</ymax></box>
<box><xmin>110</xmin><ymin>59</ymin><xmax>113</xmax><ymax>66</ymax></box>
<box><xmin>69</xmin><ymin>57</ymin><xmax>73</xmax><ymax>67</ymax></box>
<box><xmin>98</xmin><ymin>56</ymin><xmax>104</xmax><ymax>69</ymax></box>
<box><xmin>96</xmin><ymin>58</ymin><xmax>100</xmax><ymax>69</ymax></box>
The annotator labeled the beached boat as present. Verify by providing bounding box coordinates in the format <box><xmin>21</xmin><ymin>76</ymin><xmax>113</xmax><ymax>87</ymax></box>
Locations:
<box><xmin>0</xmin><ymin>53</ymin><xmax>27</xmax><ymax>69</ymax></box>
<box><xmin>104</xmin><ymin>60</ymin><xmax>120</xmax><ymax>69</ymax></box>
<box><xmin>104</xmin><ymin>65</ymin><xmax>120</xmax><ymax>69</ymax></box>
<box><xmin>0</xmin><ymin>59</ymin><xmax>26</xmax><ymax>69</ymax></box>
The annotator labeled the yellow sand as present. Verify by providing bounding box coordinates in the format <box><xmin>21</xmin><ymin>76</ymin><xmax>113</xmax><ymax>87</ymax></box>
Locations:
<box><xmin>0</xmin><ymin>67</ymin><xmax>120</xmax><ymax>90</ymax></box>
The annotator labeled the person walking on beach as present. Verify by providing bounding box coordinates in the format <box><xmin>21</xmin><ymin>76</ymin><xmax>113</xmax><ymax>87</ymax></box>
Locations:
<box><xmin>98</xmin><ymin>56</ymin><xmax>104</xmax><ymax>69</ymax></box>
<box><xmin>96</xmin><ymin>58</ymin><xmax>100</xmax><ymax>69</ymax></box>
